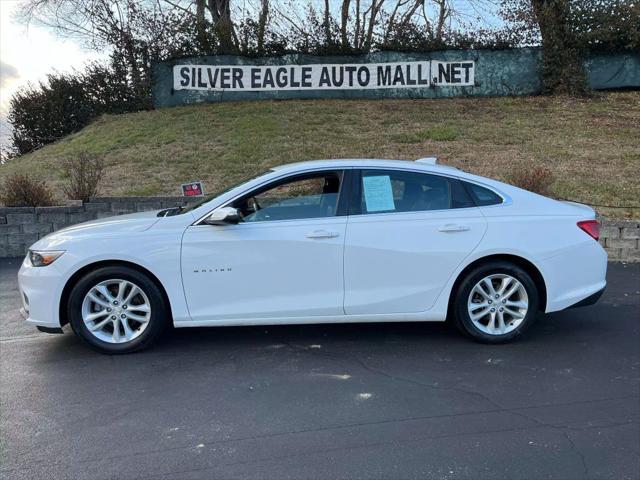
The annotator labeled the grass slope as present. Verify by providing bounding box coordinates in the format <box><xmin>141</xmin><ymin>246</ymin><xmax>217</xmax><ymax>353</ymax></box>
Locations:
<box><xmin>2</xmin><ymin>92</ymin><xmax>639</xmax><ymax>218</ymax></box>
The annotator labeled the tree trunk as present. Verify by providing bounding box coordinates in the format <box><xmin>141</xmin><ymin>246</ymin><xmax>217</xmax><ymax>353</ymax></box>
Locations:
<box><xmin>321</xmin><ymin>0</ymin><xmax>331</xmax><ymax>46</ymax></box>
<box><xmin>530</xmin><ymin>0</ymin><xmax>590</xmax><ymax>95</ymax></box>
<box><xmin>363</xmin><ymin>0</ymin><xmax>383</xmax><ymax>51</ymax></box>
<box><xmin>118</xmin><ymin>28</ymin><xmax>143</xmax><ymax>103</ymax></box>
<box><xmin>435</xmin><ymin>0</ymin><xmax>446</xmax><ymax>41</ymax></box>
<box><xmin>340</xmin><ymin>0</ymin><xmax>351</xmax><ymax>49</ymax></box>
<box><xmin>354</xmin><ymin>0</ymin><xmax>361</xmax><ymax>50</ymax></box>
<box><xmin>383</xmin><ymin>0</ymin><xmax>401</xmax><ymax>45</ymax></box>
<box><xmin>256</xmin><ymin>0</ymin><xmax>269</xmax><ymax>54</ymax></box>
<box><xmin>396</xmin><ymin>0</ymin><xmax>424</xmax><ymax>36</ymax></box>
<box><xmin>195</xmin><ymin>0</ymin><xmax>208</xmax><ymax>52</ymax></box>
<box><xmin>208</xmin><ymin>0</ymin><xmax>237</xmax><ymax>54</ymax></box>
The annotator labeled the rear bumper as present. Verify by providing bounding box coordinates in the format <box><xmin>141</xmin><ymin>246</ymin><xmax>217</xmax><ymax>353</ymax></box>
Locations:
<box><xmin>540</xmin><ymin>240</ymin><xmax>608</xmax><ymax>313</ymax></box>
<box><xmin>567</xmin><ymin>286</ymin><xmax>605</xmax><ymax>309</ymax></box>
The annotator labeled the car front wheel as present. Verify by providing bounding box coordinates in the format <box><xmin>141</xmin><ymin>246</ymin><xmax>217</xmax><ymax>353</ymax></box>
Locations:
<box><xmin>67</xmin><ymin>266</ymin><xmax>169</xmax><ymax>354</ymax></box>
<box><xmin>453</xmin><ymin>261</ymin><xmax>540</xmax><ymax>343</ymax></box>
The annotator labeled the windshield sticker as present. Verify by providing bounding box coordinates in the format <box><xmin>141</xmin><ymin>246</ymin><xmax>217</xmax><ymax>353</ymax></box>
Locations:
<box><xmin>363</xmin><ymin>175</ymin><xmax>395</xmax><ymax>212</ymax></box>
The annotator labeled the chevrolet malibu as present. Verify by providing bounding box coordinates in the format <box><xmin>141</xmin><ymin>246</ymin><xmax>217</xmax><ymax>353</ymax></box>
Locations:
<box><xmin>18</xmin><ymin>159</ymin><xmax>607</xmax><ymax>353</ymax></box>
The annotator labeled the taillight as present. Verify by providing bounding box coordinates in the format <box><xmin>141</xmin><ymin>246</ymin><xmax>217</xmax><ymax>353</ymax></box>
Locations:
<box><xmin>577</xmin><ymin>220</ymin><xmax>600</xmax><ymax>241</ymax></box>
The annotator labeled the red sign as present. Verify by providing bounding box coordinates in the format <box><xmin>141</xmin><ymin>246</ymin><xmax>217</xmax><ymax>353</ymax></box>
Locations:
<box><xmin>181</xmin><ymin>182</ymin><xmax>204</xmax><ymax>197</ymax></box>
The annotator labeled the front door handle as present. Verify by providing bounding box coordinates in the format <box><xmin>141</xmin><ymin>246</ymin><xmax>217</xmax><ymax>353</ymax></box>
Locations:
<box><xmin>438</xmin><ymin>224</ymin><xmax>470</xmax><ymax>233</ymax></box>
<box><xmin>306</xmin><ymin>230</ymin><xmax>340</xmax><ymax>239</ymax></box>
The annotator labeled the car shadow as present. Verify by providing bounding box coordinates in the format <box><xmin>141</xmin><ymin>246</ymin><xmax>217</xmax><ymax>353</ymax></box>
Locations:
<box><xmin>37</xmin><ymin>320</ymin><xmax>460</xmax><ymax>360</ymax></box>
<box><xmin>35</xmin><ymin>304</ymin><xmax>619</xmax><ymax>362</ymax></box>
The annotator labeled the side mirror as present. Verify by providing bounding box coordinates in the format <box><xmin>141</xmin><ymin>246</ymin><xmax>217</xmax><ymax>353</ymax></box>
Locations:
<box><xmin>203</xmin><ymin>207</ymin><xmax>241</xmax><ymax>225</ymax></box>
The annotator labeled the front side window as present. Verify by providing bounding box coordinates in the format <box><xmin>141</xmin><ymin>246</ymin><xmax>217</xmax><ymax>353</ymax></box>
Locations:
<box><xmin>357</xmin><ymin>169</ymin><xmax>473</xmax><ymax>214</ymax></box>
<box><xmin>233</xmin><ymin>171</ymin><xmax>343</xmax><ymax>222</ymax></box>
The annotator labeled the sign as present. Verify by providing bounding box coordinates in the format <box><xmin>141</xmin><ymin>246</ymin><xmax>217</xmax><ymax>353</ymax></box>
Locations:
<box><xmin>363</xmin><ymin>175</ymin><xmax>396</xmax><ymax>212</ymax></box>
<box><xmin>155</xmin><ymin>50</ymin><xmax>640</xmax><ymax>108</ymax></box>
<box><xmin>173</xmin><ymin>60</ymin><xmax>474</xmax><ymax>92</ymax></box>
<box><xmin>181</xmin><ymin>182</ymin><xmax>204</xmax><ymax>197</ymax></box>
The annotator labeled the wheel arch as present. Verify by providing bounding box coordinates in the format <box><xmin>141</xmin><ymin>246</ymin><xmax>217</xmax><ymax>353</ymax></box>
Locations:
<box><xmin>448</xmin><ymin>254</ymin><xmax>547</xmax><ymax>316</ymax></box>
<box><xmin>59</xmin><ymin>260</ymin><xmax>173</xmax><ymax>327</ymax></box>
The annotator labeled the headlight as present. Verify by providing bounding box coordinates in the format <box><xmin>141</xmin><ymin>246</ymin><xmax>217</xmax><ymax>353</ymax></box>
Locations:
<box><xmin>28</xmin><ymin>250</ymin><xmax>65</xmax><ymax>267</ymax></box>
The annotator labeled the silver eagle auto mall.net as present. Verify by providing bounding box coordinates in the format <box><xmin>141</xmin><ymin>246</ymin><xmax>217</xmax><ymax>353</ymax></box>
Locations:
<box><xmin>174</xmin><ymin>60</ymin><xmax>475</xmax><ymax>91</ymax></box>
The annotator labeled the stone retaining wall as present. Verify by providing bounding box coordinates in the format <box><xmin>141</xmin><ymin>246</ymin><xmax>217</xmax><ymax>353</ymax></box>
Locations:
<box><xmin>1</xmin><ymin>198</ymin><xmax>639</xmax><ymax>261</ymax></box>
<box><xmin>0</xmin><ymin>197</ymin><xmax>199</xmax><ymax>258</ymax></box>
<box><xmin>600</xmin><ymin>221</ymin><xmax>640</xmax><ymax>262</ymax></box>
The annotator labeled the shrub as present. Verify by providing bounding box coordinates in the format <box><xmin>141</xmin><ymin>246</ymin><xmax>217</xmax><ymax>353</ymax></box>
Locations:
<box><xmin>0</xmin><ymin>173</ymin><xmax>56</xmax><ymax>207</ymax></box>
<box><xmin>8</xmin><ymin>63</ymin><xmax>149</xmax><ymax>156</ymax></box>
<box><xmin>509</xmin><ymin>166</ymin><xmax>555</xmax><ymax>196</ymax></box>
<box><xmin>8</xmin><ymin>74</ymin><xmax>92</xmax><ymax>155</ymax></box>
<box><xmin>62</xmin><ymin>153</ymin><xmax>105</xmax><ymax>202</ymax></box>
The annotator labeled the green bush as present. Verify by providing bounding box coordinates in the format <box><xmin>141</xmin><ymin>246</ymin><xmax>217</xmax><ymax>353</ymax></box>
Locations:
<box><xmin>8</xmin><ymin>64</ymin><xmax>149</xmax><ymax>156</ymax></box>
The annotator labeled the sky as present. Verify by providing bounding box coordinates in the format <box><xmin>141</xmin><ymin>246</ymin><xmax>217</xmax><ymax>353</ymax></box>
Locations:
<box><xmin>0</xmin><ymin>0</ymin><xmax>102</xmax><ymax>149</ymax></box>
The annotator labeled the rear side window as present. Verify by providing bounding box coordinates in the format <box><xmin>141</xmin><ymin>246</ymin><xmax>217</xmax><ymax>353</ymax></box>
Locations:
<box><xmin>356</xmin><ymin>170</ymin><xmax>474</xmax><ymax>214</ymax></box>
<box><xmin>463</xmin><ymin>182</ymin><xmax>503</xmax><ymax>206</ymax></box>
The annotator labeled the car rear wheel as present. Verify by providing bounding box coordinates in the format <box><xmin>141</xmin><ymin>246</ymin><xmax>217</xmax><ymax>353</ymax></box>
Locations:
<box><xmin>453</xmin><ymin>261</ymin><xmax>540</xmax><ymax>343</ymax></box>
<box><xmin>68</xmin><ymin>266</ymin><xmax>169</xmax><ymax>354</ymax></box>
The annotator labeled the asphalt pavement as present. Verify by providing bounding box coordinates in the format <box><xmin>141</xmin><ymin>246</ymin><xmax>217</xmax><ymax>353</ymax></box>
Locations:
<box><xmin>1</xmin><ymin>258</ymin><xmax>639</xmax><ymax>480</ymax></box>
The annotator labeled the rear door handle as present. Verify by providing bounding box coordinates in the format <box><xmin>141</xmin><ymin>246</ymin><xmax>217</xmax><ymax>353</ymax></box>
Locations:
<box><xmin>438</xmin><ymin>224</ymin><xmax>470</xmax><ymax>233</ymax></box>
<box><xmin>306</xmin><ymin>230</ymin><xmax>340</xmax><ymax>239</ymax></box>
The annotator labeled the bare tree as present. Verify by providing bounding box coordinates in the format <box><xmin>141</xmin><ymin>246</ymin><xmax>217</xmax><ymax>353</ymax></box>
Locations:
<box><xmin>256</xmin><ymin>0</ymin><xmax>269</xmax><ymax>54</ymax></box>
<box><xmin>434</xmin><ymin>0</ymin><xmax>448</xmax><ymax>40</ymax></box>
<box><xmin>19</xmin><ymin>0</ymin><xmax>152</xmax><ymax>94</ymax></box>
<box><xmin>207</xmin><ymin>0</ymin><xmax>237</xmax><ymax>53</ymax></box>
<box><xmin>340</xmin><ymin>0</ymin><xmax>350</xmax><ymax>48</ymax></box>
<box><xmin>19</xmin><ymin>0</ymin><xmax>510</xmax><ymax>60</ymax></box>
<box><xmin>383</xmin><ymin>0</ymin><xmax>424</xmax><ymax>43</ymax></box>
<box><xmin>361</xmin><ymin>0</ymin><xmax>385</xmax><ymax>50</ymax></box>
<box><xmin>195</xmin><ymin>0</ymin><xmax>208</xmax><ymax>49</ymax></box>
<box><xmin>335</xmin><ymin>0</ymin><xmax>449</xmax><ymax>51</ymax></box>
<box><xmin>320</xmin><ymin>0</ymin><xmax>329</xmax><ymax>44</ymax></box>
<box><xmin>529</xmin><ymin>0</ymin><xmax>589</xmax><ymax>94</ymax></box>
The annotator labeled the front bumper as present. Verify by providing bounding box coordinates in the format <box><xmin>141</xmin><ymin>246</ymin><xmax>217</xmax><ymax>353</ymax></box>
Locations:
<box><xmin>18</xmin><ymin>256</ymin><xmax>66</xmax><ymax>329</ymax></box>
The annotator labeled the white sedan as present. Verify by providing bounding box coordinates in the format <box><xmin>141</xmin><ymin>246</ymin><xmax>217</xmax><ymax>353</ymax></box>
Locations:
<box><xmin>18</xmin><ymin>159</ymin><xmax>607</xmax><ymax>353</ymax></box>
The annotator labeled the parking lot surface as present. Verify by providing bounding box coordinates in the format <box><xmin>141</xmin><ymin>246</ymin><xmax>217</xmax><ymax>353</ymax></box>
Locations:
<box><xmin>1</xmin><ymin>258</ymin><xmax>639</xmax><ymax>480</ymax></box>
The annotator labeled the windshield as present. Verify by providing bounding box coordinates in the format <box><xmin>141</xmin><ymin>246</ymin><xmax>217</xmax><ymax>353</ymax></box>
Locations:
<box><xmin>176</xmin><ymin>170</ymin><xmax>272</xmax><ymax>214</ymax></box>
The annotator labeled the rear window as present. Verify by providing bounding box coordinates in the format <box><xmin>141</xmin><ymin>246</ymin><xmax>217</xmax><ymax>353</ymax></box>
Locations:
<box><xmin>463</xmin><ymin>182</ymin><xmax>503</xmax><ymax>206</ymax></box>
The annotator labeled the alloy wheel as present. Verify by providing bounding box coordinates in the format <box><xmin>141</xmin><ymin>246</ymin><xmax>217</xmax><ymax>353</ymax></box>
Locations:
<box><xmin>467</xmin><ymin>274</ymin><xmax>529</xmax><ymax>335</ymax></box>
<box><xmin>81</xmin><ymin>279</ymin><xmax>152</xmax><ymax>344</ymax></box>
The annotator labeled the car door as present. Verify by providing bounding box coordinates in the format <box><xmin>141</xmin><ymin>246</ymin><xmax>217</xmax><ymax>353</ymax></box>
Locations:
<box><xmin>181</xmin><ymin>169</ymin><xmax>349</xmax><ymax>322</ymax></box>
<box><xmin>343</xmin><ymin>168</ymin><xmax>487</xmax><ymax>315</ymax></box>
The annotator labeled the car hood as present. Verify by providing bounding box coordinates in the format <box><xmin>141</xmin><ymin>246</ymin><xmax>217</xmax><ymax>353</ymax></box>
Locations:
<box><xmin>31</xmin><ymin>210</ymin><xmax>162</xmax><ymax>250</ymax></box>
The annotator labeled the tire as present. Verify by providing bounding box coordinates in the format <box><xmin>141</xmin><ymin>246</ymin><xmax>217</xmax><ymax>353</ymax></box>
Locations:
<box><xmin>67</xmin><ymin>266</ymin><xmax>169</xmax><ymax>354</ymax></box>
<box><xmin>452</xmin><ymin>261</ymin><xmax>540</xmax><ymax>344</ymax></box>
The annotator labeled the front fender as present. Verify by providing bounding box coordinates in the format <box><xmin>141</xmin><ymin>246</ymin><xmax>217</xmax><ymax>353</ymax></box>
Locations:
<box><xmin>30</xmin><ymin>229</ymin><xmax>189</xmax><ymax>328</ymax></box>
